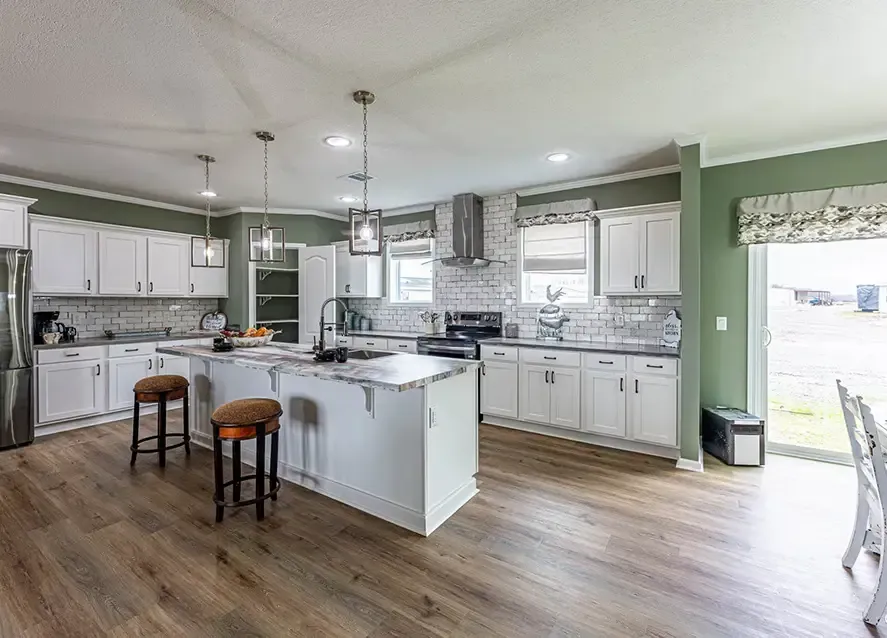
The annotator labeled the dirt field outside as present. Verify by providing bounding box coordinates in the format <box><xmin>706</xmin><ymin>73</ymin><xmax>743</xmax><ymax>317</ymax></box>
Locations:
<box><xmin>768</xmin><ymin>303</ymin><xmax>887</xmax><ymax>454</ymax></box>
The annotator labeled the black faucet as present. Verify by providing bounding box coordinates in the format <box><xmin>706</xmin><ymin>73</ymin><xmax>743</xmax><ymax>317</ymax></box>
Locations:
<box><xmin>314</xmin><ymin>297</ymin><xmax>349</xmax><ymax>353</ymax></box>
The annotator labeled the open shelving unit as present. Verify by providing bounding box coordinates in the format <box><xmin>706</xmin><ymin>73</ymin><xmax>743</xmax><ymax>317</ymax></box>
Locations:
<box><xmin>248</xmin><ymin>243</ymin><xmax>305</xmax><ymax>344</ymax></box>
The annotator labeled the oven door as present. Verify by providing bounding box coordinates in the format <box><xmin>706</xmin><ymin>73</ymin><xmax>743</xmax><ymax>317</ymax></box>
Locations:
<box><xmin>417</xmin><ymin>341</ymin><xmax>477</xmax><ymax>359</ymax></box>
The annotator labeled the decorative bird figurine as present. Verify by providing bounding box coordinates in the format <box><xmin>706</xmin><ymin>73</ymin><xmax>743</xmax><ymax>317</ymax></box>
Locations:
<box><xmin>537</xmin><ymin>285</ymin><xmax>570</xmax><ymax>340</ymax></box>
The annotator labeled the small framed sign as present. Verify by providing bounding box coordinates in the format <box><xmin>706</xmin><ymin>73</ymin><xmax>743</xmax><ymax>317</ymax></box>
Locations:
<box><xmin>661</xmin><ymin>309</ymin><xmax>681</xmax><ymax>348</ymax></box>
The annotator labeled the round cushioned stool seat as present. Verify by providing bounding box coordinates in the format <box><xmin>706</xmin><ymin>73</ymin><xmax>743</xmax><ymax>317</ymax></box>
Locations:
<box><xmin>212</xmin><ymin>398</ymin><xmax>282</xmax><ymax>440</ymax></box>
<box><xmin>134</xmin><ymin>374</ymin><xmax>189</xmax><ymax>402</ymax></box>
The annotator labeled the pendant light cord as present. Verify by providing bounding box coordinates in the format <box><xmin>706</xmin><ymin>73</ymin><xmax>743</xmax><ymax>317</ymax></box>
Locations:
<box><xmin>263</xmin><ymin>137</ymin><xmax>270</xmax><ymax>230</ymax></box>
<box><xmin>204</xmin><ymin>157</ymin><xmax>212</xmax><ymax>239</ymax></box>
<box><xmin>362</xmin><ymin>97</ymin><xmax>369</xmax><ymax>215</ymax></box>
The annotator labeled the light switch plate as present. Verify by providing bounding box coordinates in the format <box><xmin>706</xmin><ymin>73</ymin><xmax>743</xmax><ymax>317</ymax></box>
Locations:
<box><xmin>716</xmin><ymin>316</ymin><xmax>728</xmax><ymax>331</ymax></box>
<box><xmin>615</xmin><ymin>314</ymin><xmax>625</xmax><ymax>327</ymax></box>
<box><xmin>429</xmin><ymin>406</ymin><xmax>439</xmax><ymax>428</ymax></box>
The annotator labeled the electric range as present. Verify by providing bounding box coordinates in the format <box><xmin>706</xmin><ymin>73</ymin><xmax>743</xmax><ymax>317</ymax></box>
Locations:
<box><xmin>416</xmin><ymin>311</ymin><xmax>502</xmax><ymax>359</ymax></box>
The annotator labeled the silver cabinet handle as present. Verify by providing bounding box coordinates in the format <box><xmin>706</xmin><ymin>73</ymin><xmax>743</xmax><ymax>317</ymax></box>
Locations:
<box><xmin>763</xmin><ymin>326</ymin><xmax>773</xmax><ymax>347</ymax></box>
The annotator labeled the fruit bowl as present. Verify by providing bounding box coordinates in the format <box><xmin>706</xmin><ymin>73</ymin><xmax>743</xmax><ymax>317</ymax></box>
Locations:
<box><xmin>220</xmin><ymin>329</ymin><xmax>278</xmax><ymax>348</ymax></box>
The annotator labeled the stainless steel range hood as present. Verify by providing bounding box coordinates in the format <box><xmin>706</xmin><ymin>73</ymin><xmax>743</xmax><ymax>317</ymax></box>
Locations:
<box><xmin>439</xmin><ymin>193</ymin><xmax>503</xmax><ymax>267</ymax></box>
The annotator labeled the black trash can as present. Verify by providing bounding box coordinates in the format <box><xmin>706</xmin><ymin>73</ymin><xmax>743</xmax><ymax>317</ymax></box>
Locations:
<box><xmin>701</xmin><ymin>406</ymin><xmax>765</xmax><ymax>466</ymax></box>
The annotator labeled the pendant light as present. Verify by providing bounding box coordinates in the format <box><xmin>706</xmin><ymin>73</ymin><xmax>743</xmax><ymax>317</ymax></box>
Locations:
<box><xmin>348</xmin><ymin>90</ymin><xmax>382</xmax><ymax>256</ymax></box>
<box><xmin>248</xmin><ymin>131</ymin><xmax>285</xmax><ymax>262</ymax></box>
<box><xmin>191</xmin><ymin>154</ymin><xmax>225</xmax><ymax>268</ymax></box>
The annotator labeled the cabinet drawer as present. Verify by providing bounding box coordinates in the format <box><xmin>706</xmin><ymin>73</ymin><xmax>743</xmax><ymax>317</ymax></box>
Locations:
<box><xmin>582</xmin><ymin>353</ymin><xmax>627</xmax><ymax>371</ymax></box>
<box><xmin>480</xmin><ymin>345</ymin><xmax>518</xmax><ymax>362</ymax></box>
<box><xmin>38</xmin><ymin>346</ymin><xmax>105</xmax><ymax>364</ymax></box>
<box><xmin>335</xmin><ymin>336</ymin><xmax>353</xmax><ymax>347</ymax></box>
<box><xmin>352</xmin><ymin>336</ymin><xmax>389</xmax><ymax>351</ymax></box>
<box><xmin>520</xmin><ymin>348</ymin><xmax>580</xmax><ymax>368</ymax></box>
<box><xmin>109</xmin><ymin>342</ymin><xmax>157</xmax><ymax>358</ymax></box>
<box><xmin>631</xmin><ymin>356</ymin><xmax>678</xmax><ymax>376</ymax></box>
<box><xmin>388</xmin><ymin>338</ymin><xmax>417</xmax><ymax>354</ymax></box>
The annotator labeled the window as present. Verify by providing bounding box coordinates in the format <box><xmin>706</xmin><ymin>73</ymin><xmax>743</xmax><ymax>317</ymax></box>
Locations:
<box><xmin>520</xmin><ymin>221</ymin><xmax>592</xmax><ymax>305</ymax></box>
<box><xmin>388</xmin><ymin>238</ymin><xmax>434</xmax><ymax>304</ymax></box>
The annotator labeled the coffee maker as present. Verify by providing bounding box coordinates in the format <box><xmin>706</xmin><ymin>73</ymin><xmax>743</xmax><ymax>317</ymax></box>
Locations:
<box><xmin>33</xmin><ymin>311</ymin><xmax>59</xmax><ymax>345</ymax></box>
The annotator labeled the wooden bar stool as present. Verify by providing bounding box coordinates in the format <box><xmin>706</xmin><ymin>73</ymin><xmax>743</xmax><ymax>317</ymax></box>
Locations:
<box><xmin>130</xmin><ymin>374</ymin><xmax>190</xmax><ymax>468</ymax></box>
<box><xmin>210</xmin><ymin>398</ymin><xmax>282</xmax><ymax>522</ymax></box>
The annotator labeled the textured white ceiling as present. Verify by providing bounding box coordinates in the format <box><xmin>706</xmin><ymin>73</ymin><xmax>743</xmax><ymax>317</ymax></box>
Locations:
<box><xmin>1</xmin><ymin>0</ymin><xmax>886</xmax><ymax>212</ymax></box>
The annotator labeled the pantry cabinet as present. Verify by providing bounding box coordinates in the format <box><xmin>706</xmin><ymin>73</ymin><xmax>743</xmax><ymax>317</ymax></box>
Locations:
<box><xmin>0</xmin><ymin>194</ymin><xmax>35</xmax><ymax>248</ymax></box>
<box><xmin>98</xmin><ymin>230</ymin><xmax>147</xmax><ymax>296</ymax></box>
<box><xmin>37</xmin><ymin>359</ymin><xmax>105</xmax><ymax>423</ymax></box>
<box><xmin>599</xmin><ymin>203</ymin><xmax>680</xmax><ymax>296</ymax></box>
<box><xmin>32</xmin><ymin>221</ymin><xmax>97</xmax><ymax>295</ymax></box>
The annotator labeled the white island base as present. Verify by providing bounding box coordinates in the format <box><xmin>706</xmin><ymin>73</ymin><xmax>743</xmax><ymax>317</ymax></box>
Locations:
<box><xmin>186</xmin><ymin>358</ymin><xmax>479</xmax><ymax>536</ymax></box>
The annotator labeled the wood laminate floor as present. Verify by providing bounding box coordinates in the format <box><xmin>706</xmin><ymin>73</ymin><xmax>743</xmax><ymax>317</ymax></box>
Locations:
<box><xmin>0</xmin><ymin>415</ymin><xmax>883</xmax><ymax>637</ymax></box>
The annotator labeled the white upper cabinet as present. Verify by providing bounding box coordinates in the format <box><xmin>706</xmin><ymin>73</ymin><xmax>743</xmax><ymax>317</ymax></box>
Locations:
<box><xmin>599</xmin><ymin>203</ymin><xmax>680</xmax><ymax>296</ymax></box>
<box><xmin>334</xmin><ymin>243</ymin><xmax>383</xmax><ymax>298</ymax></box>
<box><xmin>98</xmin><ymin>231</ymin><xmax>147</xmax><ymax>296</ymax></box>
<box><xmin>32</xmin><ymin>220</ymin><xmax>97</xmax><ymax>295</ymax></box>
<box><xmin>299</xmin><ymin>245</ymin><xmax>336</xmax><ymax>344</ymax></box>
<box><xmin>147</xmin><ymin>236</ymin><xmax>190</xmax><ymax>296</ymax></box>
<box><xmin>0</xmin><ymin>194</ymin><xmax>36</xmax><ymax>248</ymax></box>
<box><xmin>190</xmin><ymin>240</ymin><xmax>228</xmax><ymax>297</ymax></box>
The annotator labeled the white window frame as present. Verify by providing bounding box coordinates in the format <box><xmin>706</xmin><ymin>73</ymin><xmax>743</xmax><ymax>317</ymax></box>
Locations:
<box><xmin>387</xmin><ymin>239</ymin><xmax>435</xmax><ymax>306</ymax></box>
<box><xmin>518</xmin><ymin>221</ymin><xmax>595</xmax><ymax>307</ymax></box>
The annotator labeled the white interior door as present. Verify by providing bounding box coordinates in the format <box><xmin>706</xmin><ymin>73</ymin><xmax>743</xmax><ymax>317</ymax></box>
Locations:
<box><xmin>600</xmin><ymin>218</ymin><xmax>639</xmax><ymax>294</ymax></box>
<box><xmin>147</xmin><ymin>236</ymin><xmax>190</xmax><ymax>296</ymax></box>
<box><xmin>299</xmin><ymin>246</ymin><xmax>336</xmax><ymax>345</ymax></box>
<box><xmin>639</xmin><ymin>212</ymin><xmax>680</xmax><ymax>293</ymax></box>
<box><xmin>99</xmin><ymin>231</ymin><xmax>146</xmax><ymax>295</ymax></box>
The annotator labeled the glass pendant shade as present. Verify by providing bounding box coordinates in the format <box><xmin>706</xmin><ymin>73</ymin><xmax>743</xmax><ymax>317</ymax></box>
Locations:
<box><xmin>191</xmin><ymin>236</ymin><xmax>225</xmax><ymax>268</ymax></box>
<box><xmin>348</xmin><ymin>208</ymin><xmax>382</xmax><ymax>256</ymax></box>
<box><xmin>249</xmin><ymin>225</ymin><xmax>285</xmax><ymax>262</ymax></box>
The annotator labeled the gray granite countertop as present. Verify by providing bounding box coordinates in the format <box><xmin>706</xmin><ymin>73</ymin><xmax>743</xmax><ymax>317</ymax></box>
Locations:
<box><xmin>481</xmin><ymin>337</ymin><xmax>680</xmax><ymax>358</ymax></box>
<box><xmin>347</xmin><ymin>330</ymin><xmax>425</xmax><ymax>340</ymax></box>
<box><xmin>35</xmin><ymin>331</ymin><xmax>218</xmax><ymax>350</ymax></box>
<box><xmin>156</xmin><ymin>344</ymin><xmax>480</xmax><ymax>392</ymax></box>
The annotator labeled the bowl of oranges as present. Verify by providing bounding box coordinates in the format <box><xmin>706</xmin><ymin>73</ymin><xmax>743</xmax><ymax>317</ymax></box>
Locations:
<box><xmin>220</xmin><ymin>326</ymin><xmax>279</xmax><ymax>348</ymax></box>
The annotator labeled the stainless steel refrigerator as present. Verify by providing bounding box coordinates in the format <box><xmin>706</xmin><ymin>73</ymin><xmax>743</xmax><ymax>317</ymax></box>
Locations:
<box><xmin>0</xmin><ymin>249</ymin><xmax>33</xmax><ymax>450</ymax></box>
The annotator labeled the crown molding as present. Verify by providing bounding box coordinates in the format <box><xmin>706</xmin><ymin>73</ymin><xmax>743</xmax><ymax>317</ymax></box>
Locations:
<box><xmin>515</xmin><ymin>165</ymin><xmax>681</xmax><ymax>197</ymax></box>
<box><xmin>0</xmin><ymin>193</ymin><xmax>38</xmax><ymax>206</ymax></box>
<box><xmin>703</xmin><ymin>130</ymin><xmax>887</xmax><ymax>168</ymax></box>
<box><xmin>672</xmin><ymin>134</ymin><xmax>707</xmax><ymax>148</ymax></box>
<box><xmin>0</xmin><ymin>172</ymin><xmax>205</xmax><ymax>215</ymax></box>
<box><xmin>594</xmin><ymin>200</ymin><xmax>681</xmax><ymax>219</ymax></box>
<box><xmin>217</xmin><ymin>206</ymin><xmax>346</xmax><ymax>221</ymax></box>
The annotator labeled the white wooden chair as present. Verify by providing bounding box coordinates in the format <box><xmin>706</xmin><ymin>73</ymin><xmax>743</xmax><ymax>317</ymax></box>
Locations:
<box><xmin>837</xmin><ymin>379</ymin><xmax>887</xmax><ymax>625</ymax></box>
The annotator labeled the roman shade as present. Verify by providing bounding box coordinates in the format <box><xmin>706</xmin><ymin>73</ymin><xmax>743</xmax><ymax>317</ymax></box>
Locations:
<box><xmin>522</xmin><ymin>221</ymin><xmax>587</xmax><ymax>272</ymax></box>
<box><xmin>514</xmin><ymin>198</ymin><xmax>596</xmax><ymax>227</ymax></box>
<box><xmin>384</xmin><ymin>215</ymin><xmax>436</xmax><ymax>244</ymax></box>
<box><xmin>388</xmin><ymin>237</ymin><xmax>433</xmax><ymax>260</ymax></box>
<box><xmin>737</xmin><ymin>182</ymin><xmax>887</xmax><ymax>245</ymax></box>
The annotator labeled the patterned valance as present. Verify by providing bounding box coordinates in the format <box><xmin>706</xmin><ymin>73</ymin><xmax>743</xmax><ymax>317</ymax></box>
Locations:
<box><xmin>383</xmin><ymin>218</ymin><xmax>435</xmax><ymax>243</ymax></box>
<box><xmin>737</xmin><ymin>183</ymin><xmax>887</xmax><ymax>245</ymax></box>
<box><xmin>514</xmin><ymin>198</ymin><xmax>596</xmax><ymax>228</ymax></box>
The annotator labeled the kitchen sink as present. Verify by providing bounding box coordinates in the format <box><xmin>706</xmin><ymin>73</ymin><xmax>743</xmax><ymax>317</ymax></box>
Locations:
<box><xmin>348</xmin><ymin>349</ymin><xmax>396</xmax><ymax>360</ymax></box>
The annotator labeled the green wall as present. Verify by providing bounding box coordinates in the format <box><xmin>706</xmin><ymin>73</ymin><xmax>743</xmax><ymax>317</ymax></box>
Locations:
<box><xmin>0</xmin><ymin>181</ymin><xmax>208</xmax><ymax>235</ymax></box>
<box><xmin>679</xmin><ymin>145</ymin><xmax>702</xmax><ymax>461</ymax></box>
<box><xmin>518</xmin><ymin>172</ymin><xmax>681</xmax><ymax>209</ymax></box>
<box><xmin>383</xmin><ymin>210</ymin><xmax>435</xmax><ymax>227</ymax></box>
<box><xmin>700</xmin><ymin>140</ymin><xmax>887</xmax><ymax>409</ymax></box>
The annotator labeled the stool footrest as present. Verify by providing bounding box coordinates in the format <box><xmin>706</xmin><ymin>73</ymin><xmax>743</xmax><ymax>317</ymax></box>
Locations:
<box><xmin>213</xmin><ymin>474</ymin><xmax>281</xmax><ymax>509</ymax></box>
<box><xmin>131</xmin><ymin>432</ymin><xmax>190</xmax><ymax>454</ymax></box>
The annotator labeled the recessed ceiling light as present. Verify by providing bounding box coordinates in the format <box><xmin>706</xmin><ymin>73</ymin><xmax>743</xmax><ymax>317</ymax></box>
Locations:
<box><xmin>199</xmin><ymin>190</ymin><xmax>218</xmax><ymax>197</ymax></box>
<box><xmin>546</xmin><ymin>152</ymin><xmax>570</xmax><ymax>163</ymax></box>
<box><xmin>324</xmin><ymin>136</ymin><xmax>352</xmax><ymax>148</ymax></box>
<box><xmin>339</xmin><ymin>195</ymin><xmax>358</xmax><ymax>203</ymax></box>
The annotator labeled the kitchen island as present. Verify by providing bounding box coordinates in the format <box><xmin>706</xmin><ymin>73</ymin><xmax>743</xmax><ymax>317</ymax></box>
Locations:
<box><xmin>156</xmin><ymin>344</ymin><xmax>480</xmax><ymax>535</ymax></box>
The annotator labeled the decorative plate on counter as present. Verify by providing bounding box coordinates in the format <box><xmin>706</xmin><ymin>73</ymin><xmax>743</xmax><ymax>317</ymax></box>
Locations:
<box><xmin>200</xmin><ymin>311</ymin><xmax>228</xmax><ymax>331</ymax></box>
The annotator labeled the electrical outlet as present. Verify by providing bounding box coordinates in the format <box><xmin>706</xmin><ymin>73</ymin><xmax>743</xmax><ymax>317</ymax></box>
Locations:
<box><xmin>716</xmin><ymin>316</ymin><xmax>728</xmax><ymax>331</ymax></box>
<box><xmin>429</xmin><ymin>406</ymin><xmax>439</xmax><ymax>428</ymax></box>
<box><xmin>615</xmin><ymin>313</ymin><xmax>625</xmax><ymax>327</ymax></box>
<box><xmin>169</xmin><ymin>305</ymin><xmax>182</xmax><ymax>311</ymax></box>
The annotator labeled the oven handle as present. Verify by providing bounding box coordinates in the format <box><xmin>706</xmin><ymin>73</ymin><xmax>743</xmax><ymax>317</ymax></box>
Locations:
<box><xmin>419</xmin><ymin>344</ymin><xmax>474</xmax><ymax>354</ymax></box>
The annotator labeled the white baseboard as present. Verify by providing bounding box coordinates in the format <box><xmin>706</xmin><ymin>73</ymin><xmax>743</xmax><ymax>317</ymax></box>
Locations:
<box><xmin>483</xmin><ymin>416</ymin><xmax>679</xmax><ymax>460</ymax></box>
<box><xmin>675</xmin><ymin>457</ymin><xmax>704</xmax><ymax>472</ymax></box>
<box><xmin>190</xmin><ymin>433</ymin><xmax>468</xmax><ymax>536</ymax></box>
<box><xmin>36</xmin><ymin>404</ymin><xmax>182</xmax><ymax>438</ymax></box>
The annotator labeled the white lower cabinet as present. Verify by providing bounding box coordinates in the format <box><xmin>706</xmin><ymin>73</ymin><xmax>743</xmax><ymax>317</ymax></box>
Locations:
<box><xmin>481</xmin><ymin>360</ymin><xmax>518</xmax><ymax>419</ymax></box>
<box><xmin>629</xmin><ymin>374</ymin><xmax>678</xmax><ymax>446</ymax></box>
<box><xmin>108</xmin><ymin>356</ymin><xmax>155</xmax><ymax>411</ymax></box>
<box><xmin>157</xmin><ymin>353</ymin><xmax>190</xmax><ymax>379</ymax></box>
<box><xmin>38</xmin><ymin>360</ymin><xmax>105</xmax><ymax>423</ymax></box>
<box><xmin>581</xmin><ymin>370</ymin><xmax>627</xmax><ymax>437</ymax></box>
<box><xmin>519</xmin><ymin>363</ymin><xmax>551</xmax><ymax>424</ymax></box>
<box><xmin>549</xmin><ymin>367</ymin><xmax>581</xmax><ymax>429</ymax></box>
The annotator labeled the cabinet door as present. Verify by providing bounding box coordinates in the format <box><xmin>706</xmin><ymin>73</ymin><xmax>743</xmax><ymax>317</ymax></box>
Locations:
<box><xmin>582</xmin><ymin>370</ymin><xmax>626</xmax><ymax>437</ymax></box>
<box><xmin>600</xmin><ymin>217</ymin><xmax>640</xmax><ymax>295</ymax></box>
<box><xmin>108</xmin><ymin>356</ymin><xmax>154</xmax><ymax>411</ymax></box>
<box><xmin>190</xmin><ymin>240</ymin><xmax>228</xmax><ymax>297</ymax></box>
<box><xmin>32</xmin><ymin>222</ymin><xmax>97</xmax><ymax>295</ymax></box>
<box><xmin>37</xmin><ymin>360</ymin><xmax>105</xmax><ymax>423</ymax></box>
<box><xmin>639</xmin><ymin>212</ymin><xmax>680</xmax><ymax>294</ymax></box>
<box><xmin>519</xmin><ymin>363</ymin><xmax>550</xmax><ymax>424</ymax></box>
<box><xmin>481</xmin><ymin>360</ymin><xmax>518</xmax><ymax>419</ymax></box>
<box><xmin>549</xmin><ymin>367</ymin><xmax>581</xmax><ymax>429</ymax></box>
<box><xmin>99</xmin><ymin>231</ymin><xmax>146</xmax><ymax>296</ymax></box>
<box><xmin>630</xmin><ymin>374</ymin><xmax>678</xmax><ymax>446</ymax></box>
<box><xmin>0</xmin><ymin>202</ymin><xmax>25</xmax><ymax>248</ymax></box>
<box><xmin>299</xmin><ymin>246</ymin><xmax>336</xmax><ymax>344</ymax></box>
<box><xmin>334</xmin><ymin>246</ymin><xmax>353</xmax><ymax>296</ymax></box>
<box><xmin>147</xmin><ymin>236</ymin><xmax>190</xmax><ymax>296</ymax></box>
<box><xmin>158</xmin><ymin>353</ymin><xmax>190</xmax><ymax>379</ymax></box>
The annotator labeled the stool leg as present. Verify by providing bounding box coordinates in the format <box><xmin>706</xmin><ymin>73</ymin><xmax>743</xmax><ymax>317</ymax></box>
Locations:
<box><xmin>232</xmin><ymin>441</ymin><xmax>241</xmax><ymax>502</ymax></box>
<box><xmin>255</xmin><ymin>423</ymin><xmax>266</xmax><ymax>521</ymax></box>
<box><xmin>183</xmin><ymin>389</ymin><xmax>191</xmax><ymax>456</ymax></box>
<box><xmin>213</xmin><ymin>426</ymin><xmax>224</xmax><ymax>523</ymax></box>
<box><xmin>130</xmin><ymin>399</ymin><xmax>140</xmax><ymax>466</ymax></box>
<box><xmin>270</xmin><ymin>431</ymin><xmax>279</xmax><ymax>502</ymax></box>
<box><xmin>158</xmin><ymin>393</ymin><xmax>167</xmax><ymax>468</ymax></box>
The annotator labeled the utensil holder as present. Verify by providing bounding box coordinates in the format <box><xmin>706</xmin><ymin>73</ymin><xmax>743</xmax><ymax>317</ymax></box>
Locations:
<box><xmin>424</xmin><ymin>322</ymin><xmax>444</xmax><ymax>335</ymax></box>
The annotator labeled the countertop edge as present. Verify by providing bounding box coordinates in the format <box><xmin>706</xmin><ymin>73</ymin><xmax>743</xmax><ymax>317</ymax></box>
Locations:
<box><xmin>481</xmin><ymin>338</ymin><xmax>680</xmax><ymax>358</ymax></box>
<box><xmin>34</xmin><ymin>332</ymin><xmax>218</xmax><ymax>350</ymax></box>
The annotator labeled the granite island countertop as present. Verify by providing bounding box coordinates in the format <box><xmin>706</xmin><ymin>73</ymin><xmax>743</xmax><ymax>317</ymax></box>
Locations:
<box><xmin>156</xmin><ymin>344</ymin><xmax>480</xmax><ymax>392</ymax></box>
<box><xmin>35</xmin><ymin>330</ymin><xmax>219</xmax><ymax>350</ymax></box>
<box><xmin>481</xmin><ymin>337</ymin><xmax>680</xmax><ymax>358</ymax></box>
